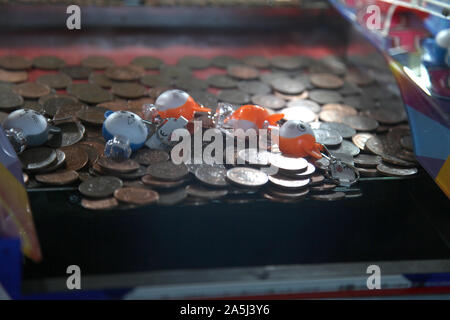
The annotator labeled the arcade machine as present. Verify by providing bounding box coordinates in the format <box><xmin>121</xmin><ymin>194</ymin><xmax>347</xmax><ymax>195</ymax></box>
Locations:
<box><xmin>0</xmin><ymin>0</ymin><xmax>449</xmax><ymax>299</ymax></box>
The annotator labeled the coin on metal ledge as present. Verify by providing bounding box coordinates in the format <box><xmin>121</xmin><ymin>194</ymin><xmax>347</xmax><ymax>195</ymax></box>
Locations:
<box><xmin>226</xmin><ymin>167</ymin><xmax>268</xmax><ymax>188</ymax></box>
<box><xmin>13</xmin><ymin>82</ymin><xmax>51</xmax><ymax>99</ymax></box>
<box><xmin>114</xmin><ymin>187</ymin><xmax>159</xmax><ymax>205</ymax></box>
<box><xmin>81</xmin><ymin>197</ymin><xmax>119</xmax><ymax>210</ymax></box>
<box><xmin>97</xmin><ymin>157</ymin><xmax>140</xmax><ymax>173</ymax></box>
<box><xmin>60</xmin><ymin>145</ymin><xmax>89</xmax><ymax>171</ymax></box>
<box><xmin>310</xmin><ymin>192</ymin><xmax>346</xmax><ymax>201</ymax></box>
<box><xmin>147</xmin><ymin>161</ymin><xmax>189</xmax><ymax>182</ymax></box>
<box><xmin>35</xmin><ymin>170</ymin><xmax>79</xmax><ymax>185</ymax></box>
<box><xmin>376</xmin><ymin>163</ymin><xmax>418</xmax><ymax>177</ymax></box>
<box><xmin>79</xmin><ymin>176</ymin><xmax>123</xmax><ymax>198</ymax></box>
<box><xmin>19</xmin><ymin>147</ymin><xmax>56</xmax><ymax>172</ymax></box>
<box><xmin>186</xmin><ymin>184</ymin><xmax>228</xmax><ymax>199</ymax></box>
<box><xmin>0</xmin><ymin>69</ymin><xmax>28</xmax><ymax>83</ymax></box>
<box><xmin>195</xmin><ymin>165</ymin><xmax>229</xmax><ymax>187</ymax></box>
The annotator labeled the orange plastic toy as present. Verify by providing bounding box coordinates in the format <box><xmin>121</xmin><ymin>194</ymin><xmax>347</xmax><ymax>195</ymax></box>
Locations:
<box><xmin>226</xmin><ymin>104</ymin><xmax>284</xmax><ymax>130</ymax></box>
<box><xmin>154</xmin><ymin>89</ymin><xmax>211</xmax><ymax>121</ymax></box>
<box><xmin>279</xmin><ymin>120</ymin><xmax>323</xmax><ymax>159</ymax></box>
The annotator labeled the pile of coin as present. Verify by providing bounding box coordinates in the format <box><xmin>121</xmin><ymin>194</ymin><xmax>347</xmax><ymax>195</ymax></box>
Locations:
<box><xmin>0</xmin><ymin>53</ymin><xmax>420</xmax><ymax>209</ymax></box>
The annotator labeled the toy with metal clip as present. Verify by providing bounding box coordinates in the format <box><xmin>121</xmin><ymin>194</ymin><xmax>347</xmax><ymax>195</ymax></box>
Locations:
<box><xmin>319</xmin><ymin>145</ymin><xmax>360</xmax><ymax>187</ymax></box>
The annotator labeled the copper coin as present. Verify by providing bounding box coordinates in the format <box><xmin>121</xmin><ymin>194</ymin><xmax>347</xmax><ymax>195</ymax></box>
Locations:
<box><xmin>13</xmin><ymin>82</ymin><xmax>51</xmax><ymax>99</ymax></box>
<box><xmin>266</xmin><ymin>187</ymin><xmax>309</xmax><ymax>200</ymax></box>
<box><xmin>352</xmin><ymin>132</ymin><xmax>375</xmax><ymax>150</ymax></box>
<box><xmin>35</xmin><ymin>170</ymin><xmax>79</xmax><ymax>185</ymax></box>
<box><xmin>131</xmin><ymin>56</ymin><xmax>164</xmax><ymax>70</ymax></box>
<box><xmin>186</xmin><ymin>184</ymin><xmax>228</xmax><ymax>199</ymax></box>
<box><xmin>89</xmin><ymin>73</ymin><xmax>117</xmax><ymax>89</ymax></box>
<box><xmin>78</xmin><ymin>140</ymin><xmax>105</xmax><ymax>156</ymax></box>
<box><xmin>76</xmin><ymin>106</ymin><xmax>108</xmax><ymax>125</ymax></box>
<box><xmin>38</xmin><ymin>149</ymin><xmax>66</xmax><ymax>173</ymax></box>
<box><xmin>111</xmin><ymin>83</ymin><xmax>147</xmax><ymax>99</ymax></box>
<box><xmin>0</xmin><ymin>69</ymin><xmax>28</xmax><ymax>83</ymax></box>
<box><xmin>251</xmin><ymin>94</ymin><xmax>285</xmax><ymax>110</ymax></box>
<box><xmin>227</xmin><ymin>64</ymin><xmax>259</xmax><ymax>80</ymax></box>
<box><xmin>81</xmin><ymin>197</ymin><xmax>119</xmax><ymax>210</ymax></box>
<box><xmin>32</xmin><ymin>56</ymin><xmax>66</xmax><ymax>70</ymax></box>
<box><xmin>79</xmin><ymin>176</ymin><xmax>123</xmax><ymax>198</ymax></box>
<box><xmin>77</xmin><ymin>144</ymin><xmax>100</xmax><ymax>166</ymax></box>
<box><xmin>141</xmin><ymin>174</ymin><xmax>187</xmax><ymax>189</ymax></box>
<box><xmin>61</xmin><ymin>65</ymin><xmax>92</xmax><ymax>80</ymax></box>
<box><xmin>133</xmin><ymin>149</ymin><xmax>169</xmax><ymax>166</ymax></box>
<box><xmin>68</xmin><ymin>83</ymin><xmax>113</xmax><ymax>104</ymax></box>
<box><xmin>0</xmin><ymin>55</ymin><xmax>32</xmax><ymax>70</ymax></box>
<box><xmin>310</xmin><ymin>192</ymin><xmax>345</xmax><ymax>201</ymax></box>
<box><xmin>105</xmin><ymin>65</ymin><xmax>145</xmax><ymax>81</ymax></box>
<box><xmin>60</xmin><ymin>145</ymin><xmax>89</xmax><ymax>171</ymax></box>
<box><xmin>147</xmin><ymin>161</ymin><xmax>189</xmax><ymax>182</ymax></box>
<box><xmin>376</xmin><ymin>163</ymin><xmax>418</xmax><ymax>177</ymax></box>
<box><xmin>310</xmin><ymin>73</ymin><xmax>344</xmax><ymax>89</ymax></box>
<box><xmin>36</xmin><ymin>73</ymin><xmax>72</xmax><ymax>90</ymax></box>
<box><xmin>0</xmin><ymin>90</ymin><xmax>23</xmax><ymax>110</ymax></box>
<box><xmin>97</xmin><ymin>156</ymin><xmax>140</xmax><ymax>173</ymax></box>
<box><xmin>81</xmin><ymin>55</ymin><xmax>115</xmax><ymax>70</ymax></box>
<box><xmin>114</xmin><ymin>187</ymin><xmax>159</xmax><ymax>205</ymax></box>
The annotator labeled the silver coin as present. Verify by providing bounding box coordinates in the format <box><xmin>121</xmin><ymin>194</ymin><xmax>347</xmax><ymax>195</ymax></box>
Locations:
<box><xmin>286</xmin><ymin>99</ymin><xmax>321</xmax><ymax>113</ymax></box>
<box><xmin>329</xmin><ymin>140</ymin><xmax>360</xmax><ymax>157</ymax></box>
<box><xmin>319</xmin><ymin>122</ymin><xmax>356</xmax><ymax>139</ymax></box>
<box><xmin>226</xmin><ymin>167</ymin><xmax>268</xmax><ymax>188</ymax></box>
<box><xmin>313</xmin><ymin>128</ymin><xmax>343</xmax><ymax>147</ymax></box>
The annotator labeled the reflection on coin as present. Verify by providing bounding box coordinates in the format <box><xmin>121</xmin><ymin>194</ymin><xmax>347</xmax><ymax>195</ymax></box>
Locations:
<box><xmin>19</xmin><ymin>147</ymin><xmax>56</xmax><ymax>172</ymax></box>
<box><xmin>282</xmin><ymin>106</ymin><xmax>316</xmax><ymax>123</ymax></box>
<box><xmin>114</xmin><ymin>187</ymin><xmax>159</xmax><ymax>205</ymax></box>
<box><xmin>342</xmin><ymin>115</ymin><xmax>379</xmax><ymax>131</ymax></box>
<box><xmin>133</xmin><ymin>149</ymin><xmax>169</xmax><ymax>165</ymax></box>
<box><xmin>36</xmin><ymin>73</ymin><xmax>72</xmax><ymax>90</ymax></box>
<box><xmin>286</xmin><ymin>99</ymin><xmax>320</xmax><ymax>113</ymax></box>
<box><xmin>147</xmin><ymin>161</ymin><xmax>189</xmax><ymax>181</ymax></box>
<box><xmin>226</xmin><ymin>167</ymin><xmax>268</xmax><ymax>188</ymax></box>
<box><xmin>319</xmin><ymin>122</ymin><xmax>356</xmax><ymax>139</ymax></box>
<box><xmin>195</xmin><ymin>166</ymin><xmax>228</xmax><ymax>187</ymax></box>
<box><xmin>81</xmin><ymin>55</ymin><xmax>115</xmax><ymax>70</ymax></box>
<box><xmin>35</xmin><ymin>170</ymin><xmax>79</xmax><ymax>185</ymax></box>
<box><xmin>81</xmin><ymin>197</ymin><xmax>119</xmax><ymax>210</ymax></box>
<box><xmin>0</xmin><ymin>69</ymin><xmax>28</xmax><ymax>83</ymax></box>
<box><xmin>61</xmin><ymin>65</ymin><xmax>92</xmax><ymax>79</ymax></box>
<box><xmin>310</xmin><ymin>73</ymin><xmax>344</xmax><ymax>89</ymax></box>
<box><xmin>79</xmin><ymin>176</ymin><xmax>123</xmax><ymax>198</ymax></box>
<box><xmin>131</xmin><ymin>56</ymin><xmax>164</xmax><ymax>70</ymax></box>
<box><xmin>13</xmin><ymin>82</ymin><xmax>51</xmax><ymax>99</ymax></box>
<box><xmin>310</xmin><ymin>192</ymin><xmax>345</xmax><ymax>201</ymax></box>
<box><xmin>354</xmin><ymin>154</ymin><xmax>381</xmax><ymax>168</ymax></box>
<box><xmin>269</xmin><ymin>153</ymin><xmax>308</xmax><ymax>173</ymax></box>
<box><xmin>47</xmin><ymin>122</ymin><xmax>85</xmax><ymax>148</ymax></box>
<box><xmin>60</xmin><ymin>145</ymin><xmax>89</xmax><ymax>171</ymax></box>
<box><xmin>313</xmin><ymin>129</ymin><xmax>343</xmax><ymax>147</ymax></box>
<box><xmin>98</xmin><ymin>157</ymin><xmax>140</xmax><ymax>173</ymax></box>
<box><xmin>376</xmin><ymin>163</ymin><xmax>418</xmax><ymax>177</ymax></box>
<box><xmin>268</xmin><ymin>174</ymin><xmax>310</xmax><ymax>189</ymax></box>
<box><xmin>251</xmin><ymin>94</ymin><xmax>285</xmax><ymax>110</ymax></box>
<box><xmin>352</xmin><ymin>132</ymin><xmax>374</xmax><ymax>150</ymax></box>
<box><xmin>32</xmin><ymin>56</ymin><xmax>66</xmax><ymax>70</ymax></box>
<box><xmin>186</xmin><ymin>184</ymin><xmax>228</xmax><ymax>199</ymax></box>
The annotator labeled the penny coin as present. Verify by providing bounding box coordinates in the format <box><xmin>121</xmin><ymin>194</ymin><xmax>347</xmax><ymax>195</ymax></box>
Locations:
<box><xmin>114</xmin><ymin>187</ymin><xmax>159</xmax><ymax>205</ymax></box>
<box><xmin>133</xmin><ymin>149</ymin><xmax>169</xmax><ymax>166</ymax></box>
<box><xmin>189</xmin><ymin>90</ymin><xmax>218</xmax><ymax>109</ymax></box>
<box><xmin>41</xmin><ymin>94</ymin><xmax>80</xmax><ymax>116</ymax></box>
<box><xmin>226</xmin><ymin>167</ymin><xmax>268</xmax><ymax>188</ymax></box>
<box><xmin>77</xmin><ymin>144</ymin><xmax>99</xmax><ymax>166</ymax></box>
<box><xmin>309</xmin><ymin>89</ymin><xmax>342</xmax><ymax>104</ymax></box>
<box><xmin>105</xmin><ymin>65</ymin><xmax>144</xmax><ymax>81</ymax></box>
<box><xmin>36</xmin><ymin>73</ymin><xmax>72</xmax><ymax>90</ymax></box>
<box><xmin>195</xmin><ymin>165</ymin><xmax>229</xmax><ymax>187</ymax></box>
<box><xmin>186</xmin><ymin>184</ymin><xmax>228</xmax><ymax>199</ymax></box>
<box><xmin>271</xmin><ymin>56</ymin><xmax>303</xmax><ymax>70</ymax></box>
<box><xmin>270</xmin><ymin>78</ymin><xmax>305</xmax><ymax>95</ymax></box>
<box><xmin>352</xmin><ymin>132</ymin><xmax>375</xmax><ymax>150</ymax></box>
<box><xmin>78</xmin><ymin>140</ymin><xmax>105</xmax><ymax>156</ymax></box>
<box><xmin>268</xmin><ymin>174</ymin><xmax>310</xmax><ymax>189</ymax></box>
<box><xmin>269</xmin><ymin>153</ymin><xmax>308</xmax><ymax>173</ymax></box>
<box><xmin>376</xmin><ymin>163</ymin><xmax>418</xmax><ymax>177</ymax></box>
<box><xmin>319</xmin><ymin>109</ymin><xmax>346</xmax><ymax>123</ymax></box>
<box><xmin>68</xmin><ymin>83</ymin><xmax>113</xmax><ymax>104</ymax></box>
<box><xmin>243</xmin><ymin>56</ymin><xmax>270</xmax><ymax>69</ymax></box>
<box><xmin>207</xmin><ymin>74</ymin><xmax>237</xmax><ymax>89</ymax></box>
<box><xmin>19</xmin><ymin>147</ymin><xmax>56</xmax><ymax>172</ymax></box>
<box><xmin>81</xmin><ymin>197</ymin><xmax>119</xmax><ymax>210</ymax></box>
<box><xmin>252</xmin><ymin>94</ymin><xmax>285</xmax><ymax>110</ymax></box>
<box><xmin>60</xmin><ymin>145</ymin><xmax>89</xmax><ymax>171</ymax></box>
<box><xmin>262</xmin><ymin>192</ymin><xmax>304</xmax><ymax>203</ymax></box>
<box><xmin>211</xmin><ymin>55</ymin><xmax>240</xmax><ymax>69</ymax></box>
<box><xmin>353</xmin><ymin>154</ymin><xmax>382</xmax><ymax>168</ymax></box>
<box><xmin>0</xmin><ymin>90</ymin><xmax>24</xmax><ymax>109</ymax></box>
<box><xmin>81</xmin><ymin>55</ymin><xmax>115</xmax><ymax>70</ymax></box>
<box><xmin>218</xmin><ymin>89</ymin><xmax>250</xmax><ymax>105</ymax></box>
<box><xmin>61</xmin><ymin>65</ymin><xmax>92</xmax><ymax>80</ymax></box>
<box><xmin>0</xmin><ymin>55</ymin><xmax>32</xmax><ymax>70</ymax></box>
<box><xmin>227</xmin><ymin>65</ymin><xmax>259</xmax><ymax>80</ymax></box>
<box><xmin>310</xmin><ymin>73</ymin><xmax>344</xmax><ymax>89</ymax></box>
<box><xmin>342</xmin><ymin>115</ymin><xmax>379</xmax><ymax>131</ymax></box>
<box><xmin>158</xmin><ymin>188</ymin><xmax>188</xmax><ymax>206</ymax></box>
<box><xmin>141</xmin><ymin>175</ymin><xmax>186</xmax><ymax>189</ymax></box>
<box><xmin>282</xmin><ymin>106</ymin><xmax>317</xmax><ymax>123</ymax></box>
<box><xmin>237</xmin><ymin>81</ymin><xmax>271</xmax><ymax>95</ymax></box>
<box><xmin>319</xmin><ymin>122</ymin><xmax>356</xmax><ymax>139</ymax></box>
<box><xmin>313</xmin><ymin>129</ymin><xmax>343</xmax><ymax>147</ymax></box>
<box><xmin>310</xmin><ymin>192</ymin><xmax>346</xmax><ymax>201</ymax></box>
<box><xmin>32</xmin><ymin>56</ymin><xmax>66</xmax><ymax>70</ymax></box>
<box><xmin>97</xmin><ymin>156</ymin><xmax>140</xmax><ymax>173</ymax></box>
<box><xmin>47</xmin><ymin>121</ymin><xmax>85</xmax><ymax>147</ymax></box>
<box><xmin>35</xmin><ymin>170</ymin><xmax>79</xmax><ymax>185</ymax></box>
<box><xmin>0</xmin><ymin>69</ymin><xmax>28</xmax><ymax>83</ymax></box>
<box><xmin>174</xmin><ymin>77</ymin><xmax>208</xmax><ymax>91</ymax></box>
<box><xmin>286</xmin><ymin>99</ymin><xmax>320</xmax><ymax>113</ymax></box>
<box><xmin>329</xmin><ymin>140</ymin><xmax>360</xmax><ymax>157</ymax></box>
<box><xmin>131</xmin><ymin>56</ymin><xmax>164</xmax><ymax>70</ymax></box>
<box><xmin>13</xmin><ymin>82</ymin><xmax>51</xmax><ymax>99</ymax></box>
<box><xmin>111</xmin><ymin>83</ymin><xmax>147</xmax><ymax>99</ymax></box>
<box><xmin>79</xmin><ymin>176</ymin><xmax>123</xmax><ymax>198</ymax></box>
<box><xmin>178</xmin><ymin>56</ymin><xmax>210</xmax><ymax>69</ymax></box>
<box><xmin>76</xmin><ymin>106</ymin><xmax>108</xmax><ymax>125</ymax></box>
<box><xmin>159</xmin><ymin>65</ymin><xmax>191</xmax><ymax>79</ymax></box>
<box><xmin>147</xmin><ymin>161</ymin><xmax>189</xmax><ymax>182</ymax></box>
